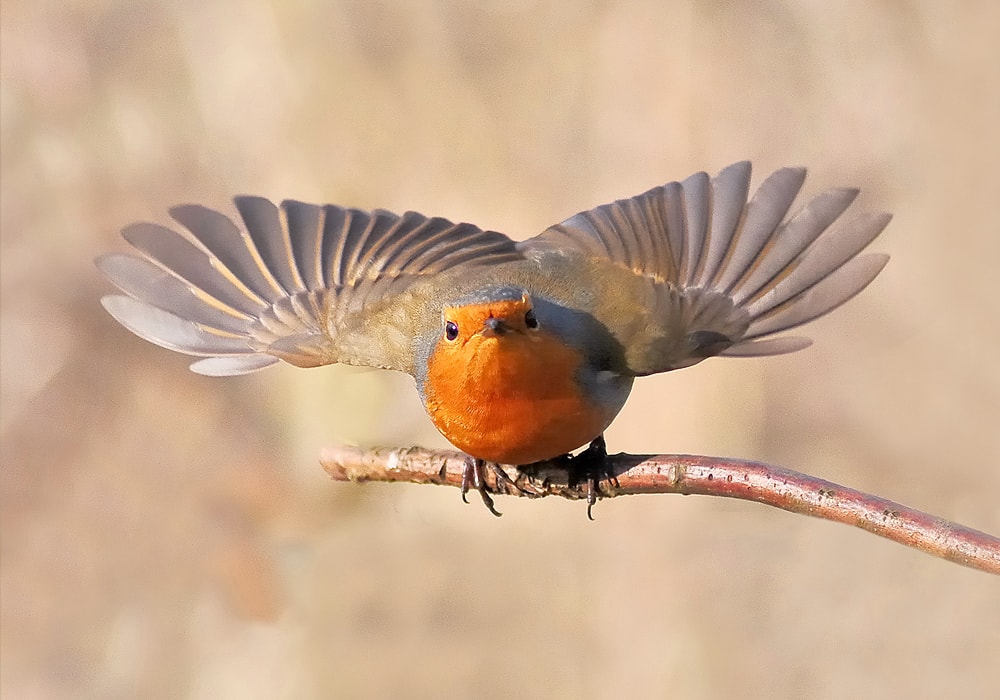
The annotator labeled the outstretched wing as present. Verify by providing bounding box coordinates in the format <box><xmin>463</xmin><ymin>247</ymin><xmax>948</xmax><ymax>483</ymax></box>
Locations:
<box><xmin>523</xmin><ymin>161</ymin><xmax>890</xmax><ymax>374</ymax></box>
<box><xmin>98</xmin><ymin>198</ymin><xmax>523</xmax><ymax>375</ymax></box>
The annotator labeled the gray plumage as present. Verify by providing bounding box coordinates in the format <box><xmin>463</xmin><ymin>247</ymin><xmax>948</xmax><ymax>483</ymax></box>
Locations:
<box><xmin>98</xmin><ymin>161</ymin><xmax>890</xmax><ymax>377</ymax></box>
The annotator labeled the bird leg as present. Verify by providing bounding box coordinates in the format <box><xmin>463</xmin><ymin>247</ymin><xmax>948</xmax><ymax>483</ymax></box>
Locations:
<box><xmin>461</xmin><ymin>456</ymin><xmax>521</xmax><ymax>517</ymax></box>
<box><xmin>568</xmin><ymin>434</ymin><xmax>617</xmax><ymax>520</ymax></box>
<box><xmin>462</xmin><ymin>438</ymin><xmax>613</xmax><ymax>518</ymax></box>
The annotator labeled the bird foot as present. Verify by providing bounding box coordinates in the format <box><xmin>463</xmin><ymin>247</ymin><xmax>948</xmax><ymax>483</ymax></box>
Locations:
<box><xmin>461</xmin><ymin>456</ymin><xmax>522</xmax><ymax>517</ymax></box>
<box><xmin>462</xmin><ymin>437</ymin><xmax>614</xmax><ymax>518</ymax></box>
<box><xmin>568</xmin><ymin>435</ymin><xmax>617</xmax><ymax>520</ymax></box>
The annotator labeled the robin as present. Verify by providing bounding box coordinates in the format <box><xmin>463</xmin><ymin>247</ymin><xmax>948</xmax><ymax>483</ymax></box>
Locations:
<box><xmin>97</xmin><ymin>161</ymin><xmax>890</xmax><ymax>515</ymax></box>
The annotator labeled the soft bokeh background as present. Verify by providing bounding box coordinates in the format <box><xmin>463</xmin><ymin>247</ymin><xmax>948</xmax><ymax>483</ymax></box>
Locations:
<box><xmin>3</xmin><ymin>1</ymin><xmax>998</xmax><ymax>698</ymax></box>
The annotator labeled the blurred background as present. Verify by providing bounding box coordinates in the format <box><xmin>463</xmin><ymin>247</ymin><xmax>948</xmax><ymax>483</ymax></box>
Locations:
<box><xmin>2</xmin><ymin>1</ymin><xmax>998</xmax><ymax>698</ymax></box>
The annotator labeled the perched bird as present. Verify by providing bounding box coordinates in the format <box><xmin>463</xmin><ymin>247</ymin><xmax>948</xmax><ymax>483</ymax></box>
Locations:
<box><xmin>97</xmin><ymin>162</ymin><xmax>890</xmax><ymax>515</ymax></box>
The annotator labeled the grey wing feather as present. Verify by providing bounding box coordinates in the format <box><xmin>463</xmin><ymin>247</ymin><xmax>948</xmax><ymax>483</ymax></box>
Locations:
<box><xmin>721</xmin><ymin>336</ymin><xmax>813</xmax><ymax>356</ymax></box>
<box><xmin>737</xmin><ymin>252</ymin><xmax>889</xmax><ymax>341</ymax></box>
<box><xmin>234</xmin><ymin>197</ymin><xmax>307</xmax><ymax>295</ymax></box>
<box><xmin>120</xmin><ymin>223</ymin><xmax>266</xmax><ymax>316</ymax></box>
<box><xmin>679</xmin><ymin>170</ymin><xmax>710</xmax><ymax>283</ymax></box>
<box><xmin>693</xmin><ymin>161</ymin><xmax>752</xmax><ymax>287</ymax></box>
<box><xmin>99</xmin><ymin>197</ymin><xmax>523</xmax><ymax>375</ymax></box>
<box><xmin>711</xmin><ymin>166</ymin><xmax>806</xmax><ymax>293</ymax></box>
<box><xmin>282</xmin><ymin>201</ymin><xmax>326</xmax><ymax>291</ymax></box>
<box><xmin>100</xmin><ymin>296</ymin><xmax>255</xmax><ymax>356</ymax></box>
<box><xmin>526</xmin><ymin>161</ymin><xmax>890</xmax><ymax>374</ymax></box>
<box><xmin>740</xmin><ymin>211</ymin><xmax>892</xmax><ymax>320</ymax></box>
<box><xmin>168</xmin><ymin>204</ymin><xmax>282</xmax><ymax>301</ymax></box>
<box><xmin>189</xmin><ymin>354</ymin><xmax>280</xmax><ymax>376</ymax></box>
<box><xmin>96</xmin><ymin>253</ymin><xmax>251</xmax><ymax>335</ymax></box>
<box><xmin>729</xmin><ymin>187</ymin><xmax>859</xmax><ymax>306</ymax></box>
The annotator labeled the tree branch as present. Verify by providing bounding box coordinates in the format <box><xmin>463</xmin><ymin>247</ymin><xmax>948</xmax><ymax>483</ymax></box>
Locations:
<box><xmin>320</xmin><ymin>445</ymin><xmax>1000</xmax><ymax>576</ymax></box>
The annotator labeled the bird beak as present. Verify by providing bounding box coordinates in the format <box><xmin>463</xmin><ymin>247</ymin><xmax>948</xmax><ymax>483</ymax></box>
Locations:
<box><xmin>481</xmin><ymin>316</ymin><xmax>509</xmax><ymax>337</ymax></box>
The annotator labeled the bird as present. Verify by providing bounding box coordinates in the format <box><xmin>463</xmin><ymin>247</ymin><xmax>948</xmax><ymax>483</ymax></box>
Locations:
<box><xmin>97</xmin><ymin>161</ymin><xmax>891</xmax><ymax>516</ymax></box>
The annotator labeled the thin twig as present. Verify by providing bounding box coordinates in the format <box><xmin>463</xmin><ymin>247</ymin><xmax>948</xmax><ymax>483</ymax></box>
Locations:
<box><xmin>321</xmin><ymin>445</ymin><xmax>1000</xmax><ymax>575</ymax></box>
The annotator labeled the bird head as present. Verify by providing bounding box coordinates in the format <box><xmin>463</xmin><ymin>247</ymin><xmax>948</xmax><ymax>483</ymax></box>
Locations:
<box><xmin>439</xmin><ymin>289</ymin><xmax>539</xmax><ymax>346</ymax></box>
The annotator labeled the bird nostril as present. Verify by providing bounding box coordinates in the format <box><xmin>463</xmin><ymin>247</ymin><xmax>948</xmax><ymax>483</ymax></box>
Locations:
<box><xmin>484</xmin><ymin>316</ymin><xmax>507</xmax><ymax>334</ymax></box>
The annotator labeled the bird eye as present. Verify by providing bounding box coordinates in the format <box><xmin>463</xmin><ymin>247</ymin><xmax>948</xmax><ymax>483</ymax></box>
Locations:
<box><xmin>445</xmin><ymin>320</ymin><xmax>459</xmax><ymax>341</ymax></box>
<box><xmin>524</xmin><ymin>309</ymin><xmax>538</xmax><ymax>329</ymax></box>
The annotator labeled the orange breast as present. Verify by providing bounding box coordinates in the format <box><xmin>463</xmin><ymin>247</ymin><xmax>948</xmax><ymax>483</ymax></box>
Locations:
<box><xmin>422</xmin><ymin>329</ymin><xmax>610</xmax><ymax>465</ymax></box>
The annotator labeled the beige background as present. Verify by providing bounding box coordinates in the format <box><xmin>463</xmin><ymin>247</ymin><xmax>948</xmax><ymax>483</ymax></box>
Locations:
<box><xmin>3</xmin><ymin>1</ymin><xmax>998</xmax><ymax>698</ymax></box>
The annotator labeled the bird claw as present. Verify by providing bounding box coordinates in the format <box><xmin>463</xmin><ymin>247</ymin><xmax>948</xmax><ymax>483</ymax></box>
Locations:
<box><xmin>569</xmin><ymin>435</ymin><xmax>616</xmax><ymax>520</ymax></box>
<box><xmin>462</xmin><ymin>437</ymin><xmax>613</xmax><ymax>519</ymax></box>
<box><xmin>461</xmin><ymin>457</ymin><xmax>521</xmax><ymax>517</ymax></box>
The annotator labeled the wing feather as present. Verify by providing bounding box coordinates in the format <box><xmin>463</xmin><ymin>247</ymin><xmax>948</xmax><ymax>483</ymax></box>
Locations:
<box><xmin>527</xmin><ymin>161</ymin><xmax>890</xmax><ymax>374</ymax></box>
<box><xmin>100</xmin><ymin>198</ymin><xmax>523</xmax><ymax>375</ymax></box>
<box><xmin>234</xmin><ymin>196</ymin><xmax>306</xmax><ymax>295</ymax></box>
<box><xmin>695</xmin><ymin>161</ymin><xmax>752</xmax><ymax>287</ymax></box>
<box><xmin>730</xmin><ymin>187</ymin><xmax>859</xmax><ymax>306</ymax></box>
<box><xmin>281</xmin><ymin>200</ymin><xmax>326</xmax><ymax>291</ymax></box>
<box><xmin>101</xmin><ymin>296</ymin><xmax>252</xmax><ymax>355</ymax></box>
<box><xmin>168</xmin><ymin>204</ymin><xmax>279</xmax><ymax>302</ymax></box>
<box><xmin>713</xmin><ymin>167</ymin><xmax>806</xmax><ymax>294</ymax></box>
<box><xmin>100</xmin><ymin>165</ymin><xmax>889</xmax><ymax>379</ymax></box>
<box><xmin>121</xmin><ymin>223</ymin><xmax>265</xmax><ymax>316</ymax></box>
<box><xmin>679</xmin><ymin>170</ymin><xmax>710</xmax><ymax>285</ymax></box>
<box><xmin>96</xmin><ymin>253</ymin><xmax>251</xmax><ymax>335</ymax></box>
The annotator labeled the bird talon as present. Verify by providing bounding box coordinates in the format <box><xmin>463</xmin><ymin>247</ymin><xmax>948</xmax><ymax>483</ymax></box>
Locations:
<box><xmin>489</xmin><ymin>463</ymin><xmax>522</xmax><ymax>496</ymax></box>
<box><xmin>480</xmin><ymin>489</ymin><xmax>502</xmax><ymax>518</ymax></box>
<box><xmin>460</xmin><ymin>460</ymin><xmax>472</xmax><ymax>503</ymax></box>
<box><xmin>462</xmin><ymin>456</ymin><xmax>503</xmax><ymax>517</ymax></box>
<box><xmin>572</xmin><ymin>434</ymin><xmax>611</xmax><ymax>519</ymax></box>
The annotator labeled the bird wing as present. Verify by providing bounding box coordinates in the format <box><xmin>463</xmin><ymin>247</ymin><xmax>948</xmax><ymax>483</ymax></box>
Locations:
<box><xmin>521</xmin><ymin>161</ymin><xmax>890</xmax><ymax>375</ymax></box>
<box><xmin>98</xmin><ymin>198</ymin><xmax>523</xmax><ymax>375</ymax></box>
